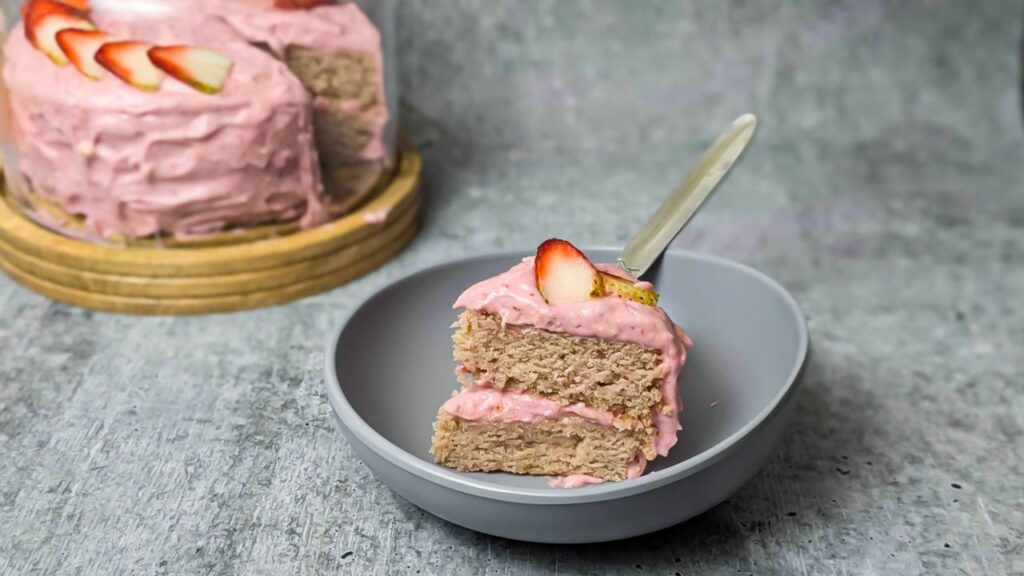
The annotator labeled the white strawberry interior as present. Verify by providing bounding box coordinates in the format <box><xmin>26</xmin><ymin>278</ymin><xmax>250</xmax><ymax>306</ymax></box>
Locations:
<box><xmin>37</xmin><ymin>15</ymin><xmax>94</xmax><ymax>65</ymax></box>
<box><xmin>173</xmin><ymin>48</ymin><xmax>233</xmax><ymax>91</ymax></box>
<box><xmin>62</xmin><ymin>32</ymin><xmax>111</xmax><ymax>79</ymax></box>
<box><xmin>116</xmin><ymin>44</ymin><xmax>165</xmax><ymax>90</ymax></box>
<box><xmin>540</xmin><ymin>258</ymin><xmax>600</xmax><ymax>305</ymax></box>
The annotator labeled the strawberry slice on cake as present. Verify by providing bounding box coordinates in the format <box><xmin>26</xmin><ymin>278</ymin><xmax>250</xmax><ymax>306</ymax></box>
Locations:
<box><xmin>149</xmin><ymin>46</ymin><xmax>234</xmax><ymax>94</ymax></box>
<box><xmin>55</xmin><ymin>29</ymin><xmax>114</xmax><ymax>80</ymax></box>
<box><xmin>24</xmin><ymin>0</ymin><xmax>95</xmax><ymax>65</ymax></box>
<box><xmin>95</xmin><ymin>41</ymin><xmax>165</xmax><ymax>91</ymax></box>
<box><xmin>535</xmin><ymin>238</ymin><xmax>605</xmax><ymax>305</ymax></box>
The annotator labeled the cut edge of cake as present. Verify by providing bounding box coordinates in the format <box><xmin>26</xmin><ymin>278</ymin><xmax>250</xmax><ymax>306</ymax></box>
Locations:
<box><xmin>431</xmin><ymin>410</ymin><xmax>650</xmax><ymax>482</ymax></box>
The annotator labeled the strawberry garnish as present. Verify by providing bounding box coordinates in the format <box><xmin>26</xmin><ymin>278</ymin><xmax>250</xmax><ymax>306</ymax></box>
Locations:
<box><xmin>599</xmin><ymin>271</ymin><xmax>660</xmax><ymax>306</ymax></box>
<box><xmin>95</xmin><ymin>41</ymin><xmax>165</xmax><ymax>92</ymax></box>
<box><xmin>274</xmin><ymin>0</ymin><xmax>333</xmax><ymax>9</ymax></box>
<box><xmin>22</xmin><ymin>0</ymin><xmax>86</xmax><ymax>29</ymax></box>
<box><xmin>58</xmin><ymin>0</ymin><xmax>90</xmax><ymax>10</ymax></box>
<box><xmin>22</xmin><ymin>0</ymin><xmax>90</xmax><ymax>17</ymax></box>
<box><xmin>24</xmin><ymin>0</ymin><xmax>94</xmax><ymax>65</ymax></box>
<box><xmin>148</xmin><ymin>46</ymin><xmax>234</xmax><ymax>95</ymax></box>
<box><xmin>56</xmin><ymin>29</ymin><xmax>113</xmax><ymax>80</ymax></box>
<box><xmin>535</xmin><ymin>239</ymin><xmax>605</xmax><ymax>305</ymax></box>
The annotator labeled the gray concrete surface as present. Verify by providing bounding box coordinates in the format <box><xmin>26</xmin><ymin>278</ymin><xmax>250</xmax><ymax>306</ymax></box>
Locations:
<box><xmin>2</xmin><ymin>0</ymin><xmax>1023</xmax><ymax>574</ymax></box>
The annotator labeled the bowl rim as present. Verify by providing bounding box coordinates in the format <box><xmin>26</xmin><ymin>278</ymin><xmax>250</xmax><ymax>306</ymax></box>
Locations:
<box><xmin>324</xmin><ymin>248</ymin><xmax>809</xmax><ymax>505</ymax></box>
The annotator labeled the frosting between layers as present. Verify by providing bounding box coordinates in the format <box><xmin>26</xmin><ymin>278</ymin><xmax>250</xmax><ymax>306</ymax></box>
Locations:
<box><xmin>442</xmin><ymin>385</ymin><xmax>617</xmax><ymax>428</ymax></box>
<box><xmin>453</xmin><ymin>257</ymin><xmax>692</xmax><ymax>458</ymax></box>
<box><xmin>444</xmin><ymin>386</ymin><xmax>651</xmax><ymax>487</ymax></box>
<box><xmin>1</xmin><ymin>1</ymin><xmax>386</xmax><ymax>239</ymax></box>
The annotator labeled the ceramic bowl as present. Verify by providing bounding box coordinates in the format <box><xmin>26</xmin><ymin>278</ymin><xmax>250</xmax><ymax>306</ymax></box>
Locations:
<box><xmin>324</xmin><ymin>249</ymin><xmax>808</xmax><ymax>543</ymax></box>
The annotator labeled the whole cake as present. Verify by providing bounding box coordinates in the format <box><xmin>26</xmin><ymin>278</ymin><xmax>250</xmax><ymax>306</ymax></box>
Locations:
<box><xmin>431</xmin><ymin>239</ymin><xmax>692</xmax><ymax>487</ymax></box>
<box><xmin>1</xmin><ymin>0</ymin><xmax>390</xmax><ymax>240</ymax></box>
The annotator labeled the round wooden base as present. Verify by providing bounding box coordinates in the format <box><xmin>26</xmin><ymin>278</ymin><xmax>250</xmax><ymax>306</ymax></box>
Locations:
<box><xmin>0</xmin><ymin>149</ymin><xmax>422</xmax><ymax>315</ymax></box>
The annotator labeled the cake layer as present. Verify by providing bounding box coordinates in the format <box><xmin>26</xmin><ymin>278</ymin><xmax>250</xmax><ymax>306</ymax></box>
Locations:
<box><xmin>454</xmin><ymin>310</ymin><xmax>664</xmax><ymax>423</ymax></box>
<box><xmin>431</xmin><ymin>411</ymin><xmax>648</xmax><ymax>482</ymax></box>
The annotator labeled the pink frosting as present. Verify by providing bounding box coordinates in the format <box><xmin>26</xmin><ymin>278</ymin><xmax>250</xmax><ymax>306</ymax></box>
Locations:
<box><xmin>454</xmin><ymin>257</ymin><xmax>691</xmax><ymax>458</ymax></box>
<box><xmin>547</xmin><ymin>455</ymin><xmax>647</xmax><ymax>488</ymax></box>
<box><xmin>1</xmin><ymin>1</ymin><xmax>386</xmax><ymax>239</ymax></box>
<box><xmin>627</xmin><ymin>454</ymin><xmax>648</xmax><ymax>478</ymax></box>
<box><xmin>548</xmin><ymin>474</ymin><xmax>605</xmax><ymax>489</ymax></box>
<box><xmin>442</xmin><ymin>385</ymin><xmax>616</xmax><ymax>427</ymax></box>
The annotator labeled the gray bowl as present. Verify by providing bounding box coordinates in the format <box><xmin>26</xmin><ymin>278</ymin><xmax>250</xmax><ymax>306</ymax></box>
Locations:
<box><xmin>324</xmin><ymin>249</ymin><xmax>808</xmax><ymax>543</ymax></box>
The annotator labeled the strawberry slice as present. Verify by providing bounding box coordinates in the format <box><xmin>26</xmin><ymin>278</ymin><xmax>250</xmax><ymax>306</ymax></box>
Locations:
<box><xmin>24</xmin><ymin>0</ymin><xmax>95</xmax><ymax>66</ymax></box>
<box><xmin>59</xmin><ymin>0</ymin><xmax>90</xmax><ymax>9</ymax></box>
<box><xmin>274</xmin><ymin>0</ymin><xmax>333</xmax><ymax>8</ymax></box>
<box><xmin>22</xmin><ymin>0</ymin><xmax>90</xmax><ymax>17</ymax></box>
<box><xmin>535</xmin><ymin>239</ymin><xmax>604</xmax><ymax>305</ymax></box>
<box><xmin>22</xmin><ymin>0</ymin><xmax>86</xmax><ymax>34</ymax></box>
<box><xmin>56</xmin><ymin>29</ymin><xmax>113</xmax><ymax>80</ymax></box>
<box><xmin>599</xmin><ymin>271</ymin><xmax>660</xmax><ymax>306</ymax></box>
<box><xmin>95</xmin><ymin>41</ymin><xmax>165</xmax><ymax>91</ymax></box>
<box><xmin>148</xmin><ymin>46</ymin><xmax>234</xmax><ymax>95</ymax></box>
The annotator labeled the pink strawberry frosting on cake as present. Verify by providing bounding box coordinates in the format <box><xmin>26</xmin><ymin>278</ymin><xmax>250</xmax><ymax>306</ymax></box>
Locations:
<box><xmin>453</xmin><ymin>257</ymin><xmax>691</xmax><ymax>456</ymax></box>
<box><xmin>431</xmin><ymin>241</ymin><xmax>693</xmax><ymax>486</ymax></box>
<box><xmin>1</xmin><ymin>0</ymin><xmax>387</xmax><ymax>239</ymax></box>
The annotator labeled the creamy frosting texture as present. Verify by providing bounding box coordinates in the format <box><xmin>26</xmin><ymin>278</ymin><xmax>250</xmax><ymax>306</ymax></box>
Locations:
<box><xmin>443</xmin><ymin>386</ymin><xmax>617</xmax><ymax>428</ymax></box>
<box><xmin>453</xmin><ymin>257</ymin><xmax>692</xmax><ymax>466</ymax></box>
<box><xmin>217</xmin><ymin>1</ymin><xmax>389</xmax><ymax>163</ymax></box>
<box><xmin>2</xmin><ymin>1</ymin><xmax>386</xmax><ymax>239</ymax></box>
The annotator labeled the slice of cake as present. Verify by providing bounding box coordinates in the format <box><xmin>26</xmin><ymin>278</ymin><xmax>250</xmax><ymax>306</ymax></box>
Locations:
<box><xmin>431</xmin><ymin>239</ymin><xmax>692</xmax><ymax>486</ymax></box>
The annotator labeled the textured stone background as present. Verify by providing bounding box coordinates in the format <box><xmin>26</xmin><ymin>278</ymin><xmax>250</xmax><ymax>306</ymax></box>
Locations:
<box><xmin>2</xmin><ymin>1</ymin><xmax>1023</xmax><ymax>574</ymax></box>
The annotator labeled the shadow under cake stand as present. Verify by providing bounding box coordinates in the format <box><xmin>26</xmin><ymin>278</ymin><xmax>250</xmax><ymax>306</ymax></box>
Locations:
<box><xmin>0</xmin><ymin>148</ymin><xmax>421</xmax><ymax>315</ymax></box>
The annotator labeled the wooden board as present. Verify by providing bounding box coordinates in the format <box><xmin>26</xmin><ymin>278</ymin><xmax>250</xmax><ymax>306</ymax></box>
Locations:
<box><xmin>0</xmin><ymin>148</ymin><xmax>422</xmax><ymax>315</ymax></box>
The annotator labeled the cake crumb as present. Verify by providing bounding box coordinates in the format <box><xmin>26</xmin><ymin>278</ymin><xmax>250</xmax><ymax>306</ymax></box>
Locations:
<box><xmin>362</xmin><ymin>207</ymin><xmax>389</xmax><ymax>224</ymax></box>
<box><xmin>77</xmin><ymin>142</ymin><xmax>95</xmax><ymax>158</ymax></box>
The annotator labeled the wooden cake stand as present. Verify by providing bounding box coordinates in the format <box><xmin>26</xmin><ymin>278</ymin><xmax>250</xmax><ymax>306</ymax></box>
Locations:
<box><xmin>0</xmin><ymin>148</ymin><xmax>422</xmax><ymax>315</ymax></box>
